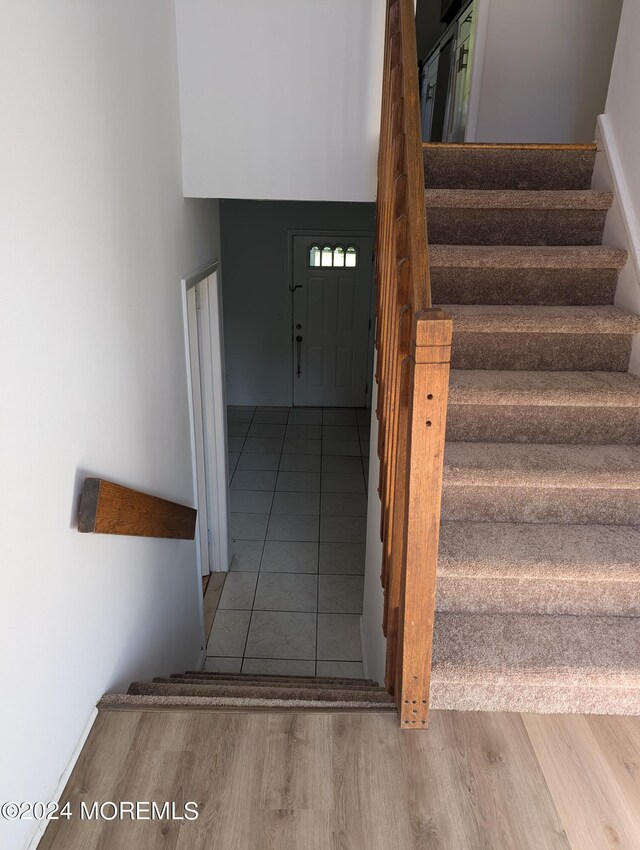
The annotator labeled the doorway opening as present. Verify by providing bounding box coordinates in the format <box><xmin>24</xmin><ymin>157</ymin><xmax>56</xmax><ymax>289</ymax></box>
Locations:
<box><xmin>419</xmin><ymin>0</ymin><xmax>476</xmax><ymax>142</ymax></box>
<box><xmin>183</xmin><ymin>261</ymin><xmax>230</xmax><ymax>582</ymax></box>
<box><xmin>202</xmin><ymin>203</ymin><xmax>377</xmax><ymax>678</ymax></box>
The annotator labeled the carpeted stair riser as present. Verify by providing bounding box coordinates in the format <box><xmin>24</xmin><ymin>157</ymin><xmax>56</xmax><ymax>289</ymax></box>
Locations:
<box><xmin>451</xmin><ymin>331</ymin><xmax>632</xmax><ymax>371</ymax></box>
<box><xmin>427</xmin><ymin>208</ymin><xmax>608</xmax><ymax>246</ymax></box>
<box><xmin>442</xmin><ymin>485</ymin><xmax>640</xmax><ymax>526</ymax></box>
<box><xmin>423</xmin><ymin>146</ymin><xmax>596</xmax><ymax>190</ymax></box>
<box><xmin>162</xmin><ymin>677</ymin><xmax>377</xmax><ymax>691</ymax></box>
<box><xmin>431</xmin><ymin>267</ymin><xmax>619</xmax><ymax>306</ymax></box>
<box><xmin>443</xmin><ymin>444</ymin><xmax>640</xmax><ymax>525</ymax></box>
<box><xmin>447</xmin><ymin>405</ymin><xmax>640</xmax><ymax>444</ymax></box>
<box><xmin>436</xmin><ymin>522</ymin><xmax>640</xmax><ymax>617</ymax></box>
<box><xmin>128</xmin><ymin>681</ymin><xmax>393</xmax><ymax>704</ymax></box>
<box><xmin>176</xmin><ymin>672</ymin><xmax>376</xmax><ymax>687</ymax></box>
<box><xmin>430</xmin><ymin>680</ymin><xmax>640</xmax><ymax>715</ymax></box>
<box><xmin>437</xmin><ymin>574</ymin><xmax>640</xmax><ymax>618</ymax></box>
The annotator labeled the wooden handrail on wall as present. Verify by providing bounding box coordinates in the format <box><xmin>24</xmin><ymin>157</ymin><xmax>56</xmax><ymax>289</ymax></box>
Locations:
<box><xmin>78</xmin><ymin>478</ymin><xmax>197</xmax><ymax>540</ymax></box>
<box><xmin>375</xmin><ymin>0</ymin><xmax>452</xmax><ymax>728</ymax></box>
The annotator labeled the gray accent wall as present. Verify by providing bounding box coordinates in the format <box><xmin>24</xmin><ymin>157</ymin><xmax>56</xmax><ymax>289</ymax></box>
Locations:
<box><xmin>220</xmin><ymin>200</ymin><xmax>376</xmax><ymax>407</ymax></box>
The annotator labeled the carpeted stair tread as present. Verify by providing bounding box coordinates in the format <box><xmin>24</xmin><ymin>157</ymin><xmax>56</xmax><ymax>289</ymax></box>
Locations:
<box><xmin>430</xmin><ymin>611</ymin><xmax>640</xmax><ymax>714</ymax></box>
<box><xmin>176</xmin><ymin>672</ymin><xmax>376</xmax><ymax>687</ymax></box>
<box><xmin>99</xmin><ymin>693</ymin><xmax>396</xmax><ymax>711</ymax></box>
<box><xmin>423</xmin><ymin>144</ymin><xmax>597</xmax><ymax>190</ymax></box>
<box><xmin>444</xmin><ymin>442</ymin><xmax>640</xmax><ymax>489</ymax></box>
<box><xmin>162</xmin><ymin>676</ymin><xmax>377</xmax><ymax>691</ymax></box>
<box><xmin>425</xmin><ymin>189</ymin><xmax>613</xmax><ymax>209</ymax></box>
<box><xmin>429</xmin><ymin>244</ymin><xmax>627</xmax><ymax>269</ymax></box>
<box><xmin>128</xmin><ymin>681</ymin><xmax>394</xmax><ymax>704</ymax></box>
<box><xmin>445</xmin><ymin>304</ymin><xmax>640</xmax><ymax>335</ymax></box>
<box><xmin>436</xmin><ymin>521</ymin><xmax>640</xmax><ymax>617</ymax></box>
<box><xmin>449</xmin><ymin>369</ymin><xmax>640</xmax><ymax>406</ymax></box>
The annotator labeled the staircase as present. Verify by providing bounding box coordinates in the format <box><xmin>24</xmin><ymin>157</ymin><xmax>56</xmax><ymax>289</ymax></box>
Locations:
<box><xmin>424</xmin><ymin>143</ymin><xmax>640</xmax><ymax>715</ymax></box>
<box><xmin>100</xmin><ymin>671</ymin><xmax>395</xmax><ymax>711</ymax></box>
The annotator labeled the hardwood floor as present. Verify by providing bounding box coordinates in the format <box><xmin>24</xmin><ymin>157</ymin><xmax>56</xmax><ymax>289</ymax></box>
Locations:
<box><xmin>39</xmin><ymin>709</ymin><xmax>640</xmax><ymax>849</ymax></box>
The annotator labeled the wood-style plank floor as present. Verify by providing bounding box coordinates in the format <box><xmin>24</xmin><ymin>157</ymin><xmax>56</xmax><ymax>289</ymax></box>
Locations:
<box><xmin>39</xmin><ymin>708</ymin><xmax>640</xmax><ymax>849</ymax></box>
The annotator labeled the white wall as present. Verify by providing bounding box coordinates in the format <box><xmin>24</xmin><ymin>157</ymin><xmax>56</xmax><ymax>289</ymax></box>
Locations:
<box><xmin>0</xmin><ymin>4</ymin><xmax>219</xmax><ymax>848</ymax></box>
<box><xmin>361</xmin><ymin>376</ymin><xmax>387</xmax><ymax>685</ymax></box>
<box><xmin>175</xmin><ymin>0</ymin><xmax>386</xmax><ymax>202</ymax></box>
<box><xmin>602</xmin><ymin>0</ymin><xmax>640</xmax><ymax>214</ymax></box>
<box><xmin>593</xmin><ymin>0</ymin><xmax>640</xmax><ymax>375</ymax></box>
<box><xmin>220</xmin><ymin>200</ymin><xmax>375</xmax><ymax>406</ymax></box>
<box><xmin>472</xmin><ymin>0</ymin><xmax>622</xmax><ymax>143</ymax></box>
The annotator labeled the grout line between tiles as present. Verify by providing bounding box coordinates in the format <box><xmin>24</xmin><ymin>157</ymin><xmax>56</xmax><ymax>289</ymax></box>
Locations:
<box><xmin>206</xmin><ymin>657</ymin><xmax>364</xmax><ymax>664</ymax></box>
<box><xmin>316</xmin><ymin>410</ymin><xmax>326</xmax><ymax>675</ymax></box>
<box><xmin>223</xmin><ymin>406</ymin><xmax>368</xmax><ymax>676</ymax></box>
<box><xmin>241</xmin><ymin>406</ymin><xmax>290</xmax><ymax>672</ymax></box>
<box><xmin>237</xmin><ymin>405</ymin><xmax>264</xmax><ymax>663</ymax></box>
<box><xmin>222</xmin><ymin>607</ymin><xmax>363</xmax><ymax>615</ymax></box>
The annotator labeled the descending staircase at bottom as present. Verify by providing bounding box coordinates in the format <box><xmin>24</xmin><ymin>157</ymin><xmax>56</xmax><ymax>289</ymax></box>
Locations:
<box><xmin>100</xmin><ymin>672</ymin><xmax>395</xmax><ymax>711</ymax></box>
<box><xmin>424</xmin><ymin>143</ymin><xmax>640</xmax><ymax>715</ymax></box>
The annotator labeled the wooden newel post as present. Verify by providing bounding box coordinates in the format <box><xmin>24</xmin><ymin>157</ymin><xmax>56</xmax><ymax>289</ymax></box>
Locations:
<box><xmin>396</xmin><ymin>309</ymin><xmax>452</xmax><ymax>728</ymax></box>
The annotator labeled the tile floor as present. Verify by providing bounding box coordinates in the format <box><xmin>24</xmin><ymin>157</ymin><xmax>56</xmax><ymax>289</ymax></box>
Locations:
<box><xmin>206</xmin><ymin>405</ymin><xmax>371</xmax><ymax>678</ymax></box>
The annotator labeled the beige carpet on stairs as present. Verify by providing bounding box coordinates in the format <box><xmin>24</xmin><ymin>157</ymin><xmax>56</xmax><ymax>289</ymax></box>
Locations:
<box><xmin>427</xmin><ymin>143</ymin><xmax>640</xmax><ymax>715</ymax></box>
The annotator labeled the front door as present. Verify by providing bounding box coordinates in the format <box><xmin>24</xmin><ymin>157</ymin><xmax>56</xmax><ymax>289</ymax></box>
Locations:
<box><xmin>292</xmin><ymin>235</ymin><xmax>373</xmax><ymax>407</ymax></box>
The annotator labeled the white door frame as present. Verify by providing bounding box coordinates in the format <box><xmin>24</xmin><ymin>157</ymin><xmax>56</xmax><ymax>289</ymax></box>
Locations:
<box><xmin>181</xmin><ymin>260</ymin><xmax>230</xmax><ymax>584</ymax></box>
<box><xmin>464</xmin><ymin>0</ymin><xmax>491</xmax><ymax>142</ymax></box>
<box><xmin>287</xmin><ymin>229</ymin><xmax>376</xmax><ymax>407</ymax></box>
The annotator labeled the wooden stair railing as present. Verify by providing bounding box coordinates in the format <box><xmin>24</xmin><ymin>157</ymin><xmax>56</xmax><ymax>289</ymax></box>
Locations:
<box><xmin>374</xmin><ymin>0</ymin><xmax>452</xmax><ymax>728</ymax></box>
<box><xmin>78</xmin><ymin>478</ymin><xmax>197</xmax><ymax>539</ymax></box>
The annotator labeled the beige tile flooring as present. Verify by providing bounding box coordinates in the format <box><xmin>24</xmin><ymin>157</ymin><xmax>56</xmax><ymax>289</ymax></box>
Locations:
<box><xmin>206</xmin><ymin>405</ymin><xmax>371</xmax><ymax>678</ymax></box>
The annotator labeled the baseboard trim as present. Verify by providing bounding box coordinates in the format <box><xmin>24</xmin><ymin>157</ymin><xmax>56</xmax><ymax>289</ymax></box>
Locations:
<box><xmin>596</xmin><ymin>114</ymin><xmax>640</xmax><ymax>282</ymax></box>
<box><xmin>24</xmin><ymin>707</ymin><xmax>98</xmax><ymax>850</ymax></box>
<box><xmin>596</xmin><ymin>114</ymin><xmax>640</xmax><ymax>377</ymax></box>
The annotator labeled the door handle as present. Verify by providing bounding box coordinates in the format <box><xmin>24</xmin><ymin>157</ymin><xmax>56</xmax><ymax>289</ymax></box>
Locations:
<box><xmin>296</xmin><ymin>335</ymin><xmax>303</xmax><ymax>377</ymax></box>
<box><xmin>458</xmin><ymin>44</ymin><xmax>469</xmax><ymax>72</ymax></box>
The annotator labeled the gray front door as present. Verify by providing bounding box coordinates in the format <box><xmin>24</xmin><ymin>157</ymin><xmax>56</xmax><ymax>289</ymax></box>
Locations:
<box><xmin>292</xmin><ymin>235</ymin><xmax>373</xmax><ymax>407</ymax></box>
